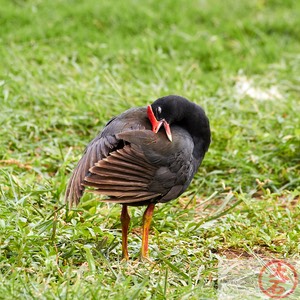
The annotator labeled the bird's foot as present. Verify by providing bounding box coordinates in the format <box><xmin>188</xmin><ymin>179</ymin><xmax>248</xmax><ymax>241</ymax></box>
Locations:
<box><xmin>121</xmin><ymin>257</ymin><xmax>129</xmax><ymax>263</ymax></box>
<box><xmin>140</xmin><ymin>254</ymin><xmax>154</xmax><ymax>264</ymax></box>
<box><xmin>121</xmin><ymin>251</ymin><xmax>129</xmax><ymax>262</ymax></box>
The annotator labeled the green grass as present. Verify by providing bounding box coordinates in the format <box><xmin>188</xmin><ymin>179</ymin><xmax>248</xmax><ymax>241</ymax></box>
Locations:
<box><xmin>0</xmin><ymin>0</ymin><xmax>299</xmax><ymax>298</ymax></box>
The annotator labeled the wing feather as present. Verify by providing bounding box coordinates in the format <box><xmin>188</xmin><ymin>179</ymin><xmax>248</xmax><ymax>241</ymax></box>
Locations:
<box><xmin>88</xmin><ymin>167</ymin><xmax>149</xmax><ymax>183</ymax></box>
<box><xmin>86</xmin><ymin>191</ymin><xmax>161</xmax><ymax>204</ymax></box>
<box><xmin>82</xmin><ymin>144</ymin><xmax>161</xmax><ymax>204</ymax></box>
<box><xmin>65</xmin><ymin>107</ymin><xmax>150</xmax><ymax>206</ymax></box>
<box><xmin>65</xmin><ymin>135</ymin><xmax>120</xmax><ymax>206</ymax></box>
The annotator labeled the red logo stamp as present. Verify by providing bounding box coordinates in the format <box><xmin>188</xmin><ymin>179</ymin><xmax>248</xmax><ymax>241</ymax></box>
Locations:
<box><xmin>258</xmin><ymin>260</ymin><xmax>298</xmax><ymax>299</ymax></box>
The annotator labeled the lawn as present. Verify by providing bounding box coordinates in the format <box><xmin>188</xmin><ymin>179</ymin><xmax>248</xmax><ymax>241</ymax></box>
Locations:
<box><xmin>0</xmin><ymin>0</ymin><xmax>299</xmax><ymax>299</ymax></box>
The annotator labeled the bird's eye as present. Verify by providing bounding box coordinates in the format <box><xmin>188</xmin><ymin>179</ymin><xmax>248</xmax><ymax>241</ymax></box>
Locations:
<box><xmin>157</xmin><ymin>106</ymin><xmax>162</xmax><ymax>114</ymax></box>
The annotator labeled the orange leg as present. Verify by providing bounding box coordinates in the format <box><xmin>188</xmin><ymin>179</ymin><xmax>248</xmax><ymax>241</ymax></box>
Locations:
<box><xmin>141</xmin><ymin>203</ymin><xmax>155</xmax><ymax>259</ymax></box>
<box><xmin>121</xmin><ymin>204</ymin><xmax>130</xmax><ymax>260</ymax></box>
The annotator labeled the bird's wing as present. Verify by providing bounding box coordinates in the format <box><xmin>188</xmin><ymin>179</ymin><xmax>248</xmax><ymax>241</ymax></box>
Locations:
<box><xmin>81</xmin><ymin>128</ymin><xmax>194</xmax><ymax>205</ymax></box>
<box><xmin>67</xmin><ymin>120</ymin><xmax>196</xmax><ymax>206</ymax></box>
<box><xmin>82</xmin><ymin>143</ymin><xmax>161</xmax><ymax>204</ymax></box>
<box><xmin>65</xmin><ymin>134</ymin><xmax>120</xmax><ymax>206</ymax></box>
<box><xmin>114</xmin><ymin>128</ymin><xmax>195</xmax><ymax>204</ymax></box>
<box><xmin>65</xmin><ymin>108</ymin><xmax>149</xmax><ymax>206</ymax></box>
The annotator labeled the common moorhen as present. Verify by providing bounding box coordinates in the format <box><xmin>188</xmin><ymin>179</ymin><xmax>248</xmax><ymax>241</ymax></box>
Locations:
<box><xmin>66</xmin><ymin>95</ymin><xmax>211</xmax><ymax>259</ymax></box>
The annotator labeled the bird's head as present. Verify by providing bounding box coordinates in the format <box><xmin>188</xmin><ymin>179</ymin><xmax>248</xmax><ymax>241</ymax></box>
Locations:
<box><xmin>147</xmin><ymin>102</ymin><xmax>172</xmax><ymax>142</ymax></box>
<box><xmin>147</xmin><ymin>95</ymin><xmax>211</xmax><ymax>153</ymax></box>
<box><xmin>147</xmin><ymin>95</ymin><xmax>193</xmax><ymax>142</ymax></box>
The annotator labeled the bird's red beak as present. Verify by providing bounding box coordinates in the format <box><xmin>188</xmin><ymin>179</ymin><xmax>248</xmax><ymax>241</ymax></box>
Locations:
<box><xmin>147</xmin><ymin>105</ymin><xmax>172</xmax><ymax>142</ymax></box>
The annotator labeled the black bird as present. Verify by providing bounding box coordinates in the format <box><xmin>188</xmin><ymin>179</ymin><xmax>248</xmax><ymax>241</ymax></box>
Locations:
<box><xmin>66</xmin><ymin>95</ymin><xmax>211</xmax><ymax>259</ymax></box>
